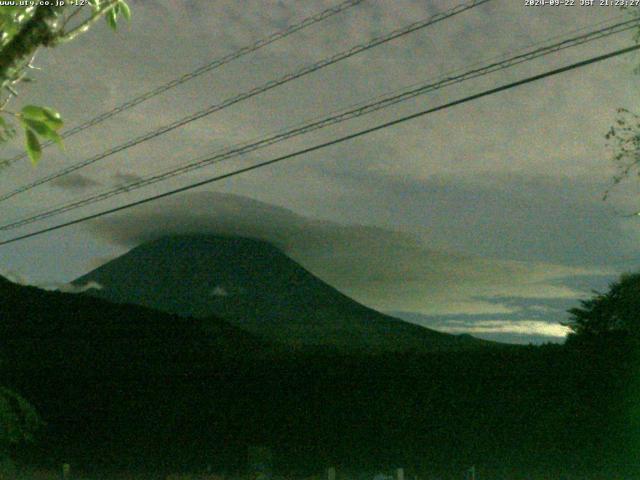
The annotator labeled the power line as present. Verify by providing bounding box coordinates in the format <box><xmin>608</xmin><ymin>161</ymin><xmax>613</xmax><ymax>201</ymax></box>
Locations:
<box><xmin>1</xmin><ymin>43</ymin><xmax>638</xmax><ymax>247</ymax></box>
<box><xmin>0</xmin><ymin>0</ymin><xmax>366</xmax><ymax>168</ymax></box>
<box><xmin>2</xmin><ymin>17</ymin><xmax>637</xmax><ymax>230</ymax></box>
<box><xmin>0</xmin><ymin>0</ymin><xmax>491</xmax><ymax>203</ymax></box>
<box><xmin>2</xmin><ymin>17</ymin><xmax>638</xmax><ymax>232</ymax></box>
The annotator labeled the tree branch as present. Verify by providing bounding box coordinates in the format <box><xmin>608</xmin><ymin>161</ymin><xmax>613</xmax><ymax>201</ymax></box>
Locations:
<box><xmin>57</xmin><ymin>1</ymin><xmax>120</xmax><ymax>44</ymax></box>
<box><xmin>0</xmin><ymin>6</ymin><xmax>63</xmax><ymax>90</ymax></box>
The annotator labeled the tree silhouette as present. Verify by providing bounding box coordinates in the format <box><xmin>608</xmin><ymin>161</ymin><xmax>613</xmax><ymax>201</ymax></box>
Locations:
<box><xmin>0</xmin><ymin>385</ymin><xmax>42</xmax><ymax>471</ymax></box>
<box><xmin>0</xmin><ymin>386</ymin><xmax>41</xmax><ymax>445</ymax></box>
<box><xmin>564</xmin><ymin>272</ymin><xmax>639</xmax><ymax>344</ymax></box>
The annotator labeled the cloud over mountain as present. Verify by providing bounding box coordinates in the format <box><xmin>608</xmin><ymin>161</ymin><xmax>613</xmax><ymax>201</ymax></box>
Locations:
<box><xmin>88</xmin><ymin>192</ymin><xmax>601</xmax><ymax>322</ymax></box>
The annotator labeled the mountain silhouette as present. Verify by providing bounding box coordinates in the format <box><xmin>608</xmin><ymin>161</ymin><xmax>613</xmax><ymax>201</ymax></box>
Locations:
<box><xmin>0</xmin><ymin>273</ymin><xmax>634</xmax><ymax>478</ymax></box>
<box><xmin>75</xmin><ymin>235</ymin><xmax>482</xmax><ymax>352</ymax></box>
<box><xmin>0</xmin><ymin>272</ymin><xmax>266</xmax><ymax>374</ymax></box>
<box><xmin>0</xmin><ymin>273</ymin><xmax>273</xmax><ymax>468</ymax></box>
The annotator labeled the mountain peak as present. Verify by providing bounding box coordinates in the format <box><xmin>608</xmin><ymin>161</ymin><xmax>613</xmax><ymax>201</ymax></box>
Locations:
<box><xmin>76</xmin><ymin>235</ymin><xmax>483</xmax><ymax>353</ymax></box>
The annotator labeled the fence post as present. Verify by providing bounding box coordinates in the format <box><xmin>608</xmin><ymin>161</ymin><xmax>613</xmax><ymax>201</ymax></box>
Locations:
<box><xmin>396</xmin><ymin>468</ymin><xmax>404</xmax><ymax>480</ymax></box>
<box><xmin>328</xmin><ymin>466</ymin><xmax>336</xmax><ymax>480</ymax></box>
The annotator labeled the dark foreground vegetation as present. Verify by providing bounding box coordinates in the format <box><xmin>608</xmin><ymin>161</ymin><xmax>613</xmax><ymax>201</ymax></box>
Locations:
<box><xmin>0</xmin><ymin>275</ymin><xmax>638</xmax><ymax>480</ymax></box>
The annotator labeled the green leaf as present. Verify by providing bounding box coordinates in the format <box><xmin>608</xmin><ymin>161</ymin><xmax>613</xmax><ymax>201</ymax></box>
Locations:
<box><xmin>21</xmin><ymin>119</ymin><xmax>63</xmax><ymax>148</ymax></box>
<box><xmin>21</xmin><ymin>105</ymin><xmax>47</xmax><ymax>120</ymax></box>
<box><xmin>25</xmin><ymin>128</ymin><xmax>42</xmax><ymax>165</ymax></box>
<box><xmin>0</xmin><ymin>6</ymin><xmax>23</xmax><ymax>15</ymax></box>
<box><xmin>41</xmin><ymin>108</ymin><xmax>63</xmax><ymax>130</ymax></box>
<box><xmin>48</xmin><ymin>130</ymin><xmax>63</xmax><ymax>148</ymax></box>
<box><xmin>106</xmin><ymin>7</ymin><xmax>118</xmax><ymax>30</ymax></box>
<box><xmin>118</xmin><ymin>1</ymin><xmax>131</xmax><ymax>21</ymax></box>
<box><xmin>21</xmin><ymin>119</ymin><xmax>47</xmax><ymax>136</ymax></box>
<box><xmin>20</xmin><ymin>105</ymin><xmax>63</xmax><ymax>130</ymax></box>
<box><xmin>0</xmin><ymin>21</ymin><xmax>20</xmax><ymax>47</ymax></box>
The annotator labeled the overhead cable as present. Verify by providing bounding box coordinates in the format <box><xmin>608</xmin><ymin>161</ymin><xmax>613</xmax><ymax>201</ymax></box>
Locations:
<box><xmin>1</xmin><ymin>17</ymin><xmax>637</xmax><ymax>233</ymax></box>
<box><xmin>0</xmin><ymin>0</ymin><xmax>491</xmax><ymax>202</ymax></box>
<box><xmin>1</xmin><ymin>42</ymin><xmax>638</xmax><ymax>246</ymax></box>
<box><xmin>0</xmin><ymin>0</ymin><xmax>366</xmax><ymax>167</ymax></box>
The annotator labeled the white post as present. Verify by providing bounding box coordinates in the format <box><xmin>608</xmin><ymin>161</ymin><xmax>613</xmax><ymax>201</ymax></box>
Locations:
<box><xmin>396</xmin><ymin>468</ymin><xmax>404</xmax><ymax>480</ymax></box>
<box><xmin>328</xmin><ymin>467</ymin><xmax>336</xmax><ymax>480</ymax></box>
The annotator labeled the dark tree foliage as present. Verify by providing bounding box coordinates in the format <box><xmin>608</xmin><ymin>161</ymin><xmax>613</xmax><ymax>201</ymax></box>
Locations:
<box><xmin>0</xmin><ymin>385</ymin><xmax>42</xmax><ymax>479</ymax></box>
<box><xmin>0</xmin><ymin>276</ymin><xmax>637</xmax><ymax>479</ymax></box>
<box><xmin>564</xmin><ymin>272</ymin><xmax>640</xmax><ymax>345</ymax></box>
<box><xmin>0</xmin><ymin>386</ymin><xmax>41</xmax><ymax>447</ymax></box>
<box><xmin>562</xmin><ymin>272</ymin><xmax>640</xmax><ymax>473</ymax></box>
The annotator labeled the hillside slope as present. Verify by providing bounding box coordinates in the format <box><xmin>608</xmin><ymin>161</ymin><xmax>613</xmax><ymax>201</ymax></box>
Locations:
<box><xmin>0</xmin><ymin>274</ymin><xmax>266</xmax><ymax>375</ymax></box>
<box><xmin>75</xmin><ymin>235</ymin><xmax>482</xmax><ymax>352</ymax></box>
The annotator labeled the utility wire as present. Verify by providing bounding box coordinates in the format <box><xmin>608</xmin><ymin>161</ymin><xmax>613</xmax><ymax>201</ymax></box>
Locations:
<box><xmin>0</xmin><ymin>0</ymin><xmax>491</xmax><ymax>203</ymax></box>
<box><xmin>0</xmin><ymin>0</ymin><xmax>366</xmax><ymax>168</ymax></box>
<box><xmin>1</xmin><ymin>17</ymin><xmax>638</xmax><ymax>233</ymax></box>
<box><xmin>1</xmin><ymin>43</ymin><xmax>638</xmax><ymax>247</ymax></box>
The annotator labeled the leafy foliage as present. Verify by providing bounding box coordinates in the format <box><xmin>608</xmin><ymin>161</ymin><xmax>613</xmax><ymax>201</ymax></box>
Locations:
<box><xmin>0</xmin><ymin>276</ymin><xmax>636</xmax><ymax>478</ymax></box>
<box><xmin>0</xmin><ymin>7</ymin><xmax>38</xmax><ymax>50</ymax></box>
<box><xmin>604</xmin><ymin>108</ymin><xmax>640</xmax><ymax>202</ymax></box>
<box><xmin>0</xmin><ymin>1</ymin><xmax>131</xmax><ymax>165</ymax></box>
<box><xmin>0</xmin><ymin>387</ymin><xmax>42</xmax><ymax>447</ymax></box>
<box><xmin>19</xmin><ymin>105</ymin><xmax>64</xmax><ymax>164</ymax></box>
<box><xmin>0</xmin><ymin>0</ymin><xmax>130</xmax><ymax>462</ymax></box>
<box><xmin>603</xmin><ymin>8</ymin><xmax>640</xmax><ymax>208</ymax></box>
<box><xmin>564</xmin><ymin>271</ymin><xmax>640</xmax><ymax>341</ymax></box>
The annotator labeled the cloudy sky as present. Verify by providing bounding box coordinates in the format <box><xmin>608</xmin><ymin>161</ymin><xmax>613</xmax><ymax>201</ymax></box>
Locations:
<box><xmin>1</xmin><ymin>0</ymin><xmax>639</xmax><ymax>343</ymax></box>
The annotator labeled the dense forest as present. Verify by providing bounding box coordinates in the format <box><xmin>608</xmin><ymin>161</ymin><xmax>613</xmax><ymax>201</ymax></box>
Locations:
<box><xmin>0</xmin><ymin>275</ymin><xmax>638</xmax><ymax>480</ymax></box>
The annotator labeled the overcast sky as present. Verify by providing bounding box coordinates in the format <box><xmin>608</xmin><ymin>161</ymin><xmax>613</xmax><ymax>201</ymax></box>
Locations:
<box><xmin>1</xmin><ymin>0</ymin><xmax>639</xmax><ymax>343</ymax></box>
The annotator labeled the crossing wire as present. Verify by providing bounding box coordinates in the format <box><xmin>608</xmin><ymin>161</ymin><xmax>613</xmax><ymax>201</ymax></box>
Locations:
<box><xmin>1</xmin><ymin>42</ymin><xmax>638</xmax><ymax>246</ymax></box>
<box><xmin>1</xmin><ymin>16</ymin><xmax>638</xmax><ymax>233</ymax></box>
<box><xmin>0</xmin><ymin>0</ymin><xmax>492</xmax><ymax>203</ymax></box>
<box><xmin>0</xmin><ymin>0</ymin><xmax>366</xmax><ymax>168</ymax></box>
